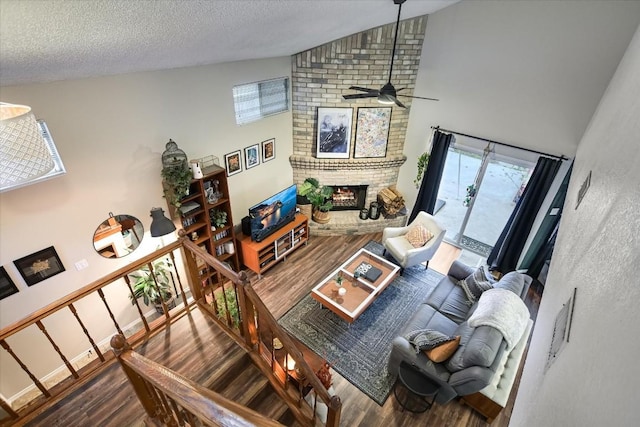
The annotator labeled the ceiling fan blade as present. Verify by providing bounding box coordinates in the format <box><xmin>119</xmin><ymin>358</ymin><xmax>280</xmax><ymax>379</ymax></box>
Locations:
<box><xmin>388</xmin><ymin>95</ymin><xmax>406</xmax><ymax>109</ymax></box>
<box><xmin>398</xmin><ymin>94</ymin><xmax>440</xmax><ymax>102</ymax></box>
<box><xmin>343</xmin><ymin>93</ymin><xmax>378</xmax><ymax>100</ymax></box>
<box><xmin>348</xmin><ymin>86</ymin><xmax>378</xmax><ymax>93</ymax></box>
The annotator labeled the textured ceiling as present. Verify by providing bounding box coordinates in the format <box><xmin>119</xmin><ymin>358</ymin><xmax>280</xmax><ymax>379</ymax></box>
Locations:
<box><xmin>0</xmin><ymin>0</ymin><xmax>458</xmax><ymax>87</ymax></box>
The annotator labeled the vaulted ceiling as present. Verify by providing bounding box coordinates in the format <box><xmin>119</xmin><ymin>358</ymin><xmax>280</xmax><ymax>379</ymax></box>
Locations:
<box><xmin>0</xmin><ymin>0</ymin><xmax>458</xmax><ymax>86</ymax></box>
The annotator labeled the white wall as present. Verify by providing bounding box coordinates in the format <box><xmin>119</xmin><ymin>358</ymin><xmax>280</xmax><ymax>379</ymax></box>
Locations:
<box><xmin>399</xmin><ymin>0</ymin><xmax>640</xmax><ymax>207</ymax></box>
<box><xmin>511</xmin><ymin>22</ymin><xmax>640</xmax><ymax>426</ymax></box>
<box><xmin>0</xmin><ymin>57</ymin><xmax>292</xmax><ymax>397</ymax></box>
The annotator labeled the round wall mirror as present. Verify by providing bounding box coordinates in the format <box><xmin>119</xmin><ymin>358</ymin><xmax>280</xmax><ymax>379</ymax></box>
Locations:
<box><xmin>93</xmin><ymin>213</ymin><xmax>144</xmax><ymax>258</ymax></box>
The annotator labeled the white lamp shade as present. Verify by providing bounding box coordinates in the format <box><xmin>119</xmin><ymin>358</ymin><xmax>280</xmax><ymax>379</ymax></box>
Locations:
<box><xmin>0</xmin><ymin>103</ymin><xmax>55</xmax><ymax>188</ymax></box>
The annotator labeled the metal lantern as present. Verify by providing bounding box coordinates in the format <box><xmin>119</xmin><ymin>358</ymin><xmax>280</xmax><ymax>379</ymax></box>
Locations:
<box><xmin>359</xmin><ymin>209</ymin><xmax>369</xmax><ymax>220</ymax></box>
<box><xmin>161</xmin><ymin>139</ymin><xmax>187</xmax><ymax>170</ymax></box>
<box><xmin>368</xmin><ymin>201</ymin><xmax>380</xmax><ymax>220</ymax></box>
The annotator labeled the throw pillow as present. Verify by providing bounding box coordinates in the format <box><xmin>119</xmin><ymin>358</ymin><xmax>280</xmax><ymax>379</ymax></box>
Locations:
<box><xmin>404</xmin><ymin>329</ymin><xmax>457</xmax><ymax>354</ymax></box>
<box><xmin>405</xmin><ymin>224</ymin><xmax>434</xmax><ymax>248</ymax></box>
<box><xmin>457</xmin><ymin>266</ymin><xmax>496</xmax><ymax>305</ymax></box>
<box><xmin>424</xmin><ymin>336</ymin><xmax>461</xmax><ymax>363</ymax></box>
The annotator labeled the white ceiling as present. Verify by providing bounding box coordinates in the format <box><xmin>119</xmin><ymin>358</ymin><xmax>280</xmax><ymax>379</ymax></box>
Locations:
<box><xmin>0</xmin><ymin>0</ymin><xmax>458</xmax><ymax>87</ymax></box>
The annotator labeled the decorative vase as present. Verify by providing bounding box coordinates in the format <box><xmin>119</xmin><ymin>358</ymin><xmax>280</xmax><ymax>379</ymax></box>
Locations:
<box><xmin>190</xmin><ymin>160</ymin><xmax>203</xmax><ymax>179</ymax></box>
<box><xmin>368</xmin><ymin>201</ymin><xmax>380</xmax><ymax>220</ymax></box>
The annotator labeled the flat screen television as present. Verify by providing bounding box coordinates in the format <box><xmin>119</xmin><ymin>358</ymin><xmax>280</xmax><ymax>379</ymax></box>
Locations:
<box><xmin>248</xmin><ymin>184</ymin><xmax>297</xmax><ymax>242</ymax></box>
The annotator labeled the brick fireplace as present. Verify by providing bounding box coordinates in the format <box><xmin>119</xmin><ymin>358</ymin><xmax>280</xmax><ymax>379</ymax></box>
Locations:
<box><xmin>289</xmin><ymin>15</ymin><xmax>427</xmax><ymax>235</ymax></box>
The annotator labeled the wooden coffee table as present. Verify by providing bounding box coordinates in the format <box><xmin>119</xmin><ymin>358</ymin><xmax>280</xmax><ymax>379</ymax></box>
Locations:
<box><xmin>311</xmin><ymin>248</ymin><xmax>400</xmax><ymax>323</ymax></box>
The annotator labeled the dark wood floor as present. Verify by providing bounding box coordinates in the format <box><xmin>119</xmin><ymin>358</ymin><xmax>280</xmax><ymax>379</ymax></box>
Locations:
<box><xmin>26</xmin><ymin>233</ymin><xmax>538</xmax><ymax>426</ymax></box>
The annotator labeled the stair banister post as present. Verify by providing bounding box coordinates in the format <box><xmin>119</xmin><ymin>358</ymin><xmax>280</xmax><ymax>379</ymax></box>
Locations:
<box><xmin>110</xmin><ymin>334</ymin><xmax>160</xmax><ymax>420</ymax></box>
<box><xmin>237</xmin><ymin>272</ymin><xmax>258</xmax><ymax>347</ymax></box>
<box><xmin>179</xmin><ymin>234</ymin><xmax>204</xmax><ymax>301</ymax></box>
<box><xmin>326</xmin><ymin>395</ymin><xmax>342</xmax><ymax>427</ymax></box>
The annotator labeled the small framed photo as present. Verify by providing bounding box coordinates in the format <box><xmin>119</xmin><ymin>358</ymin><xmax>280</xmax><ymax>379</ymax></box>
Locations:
<box><xmin>262</xmin><ymin>138</ymin><xmax>275</xmax><ymax>162</ymax></box>
<box><xmin>224</xmin><ymin>150</ymin><xmax>242</xmax><ymax>176</ymax></box>
<box><xmin>0</xmin><ymin>266</ymin><xmax>20</xmax><ymax>300</ymax></box>
<box><xmin>244</xmin><ymin>144</ymin><xmax>260</xmax><ymax>169</ymax></box>
<box><xmin>13</xmin><ymin>246</ymin><xmax>65</xmax><ymax>287</ymax></box>
<box><xmin>354</xmin><ymin>107</ymin><xmax>392</xmax><ymax>158</ymax></box>
<box><xmin>317</xmin><ymin>107</ymin><xmax>353</xmax><ymax>159</ymax></box>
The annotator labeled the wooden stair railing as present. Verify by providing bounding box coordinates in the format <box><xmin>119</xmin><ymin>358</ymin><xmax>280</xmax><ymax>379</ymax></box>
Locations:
<box><xmin>0</xmin><ymin>242</ymin><xmax>193</xmax><ymax>426</ymax></box>
<box><xmin>110</xmin><ymin>334</ymin><xmax>284</xmax><ymax>427</ymax></box>
<box><xmin>181</xmin><ymin>239</ymin><xmax>342</xmax><ymax>427</ymax></box>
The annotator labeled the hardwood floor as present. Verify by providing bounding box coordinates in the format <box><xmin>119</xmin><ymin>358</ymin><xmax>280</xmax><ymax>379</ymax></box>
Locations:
<box><xmin>25</xmin><ymin>233</ymin><xmax>537</xmax><ymax>427</ymax></box>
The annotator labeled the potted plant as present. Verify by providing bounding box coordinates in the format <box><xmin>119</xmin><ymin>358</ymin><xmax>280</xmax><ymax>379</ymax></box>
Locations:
<box><xmin>414</xmin><ymin>152</ymin><xmax>430</xmax><ymax>189</ymax></box>
<box><xmin>209</xmin><ymin>208</ymin><xmax>227</xmax><ymax>229</ymax></box>
<box><xmin>129</xmin><ymin>259</ymin><xmax>176</xmax><ymax>315</ymax></box>
<box><xmin>299</xmin><ymin>178</ymin><xmax>333</xmax><ymax>223</ymax></box>
<box><xmin>296</xmin><ymin>178</ymin><xmax>314</xmax><ymax>218</ymax></box>
<box><xmin>161</xmin><ymin>164</ymin><xmax>193</xmax><ymax>211</ymax></box>
<box><xmin>214</xmin><ymin>287</ymin><xmax>240</xmax><ymax>328</ymax></box>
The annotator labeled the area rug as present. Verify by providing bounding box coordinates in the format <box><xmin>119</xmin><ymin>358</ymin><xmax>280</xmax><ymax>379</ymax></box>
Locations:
<box><xmin>278</xmin><ymin>241</ymin><xmax>443</xmax><ymax>405</ymax></box>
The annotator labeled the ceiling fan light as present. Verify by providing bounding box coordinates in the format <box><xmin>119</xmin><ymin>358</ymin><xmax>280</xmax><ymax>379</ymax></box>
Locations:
<box><xmin>378</xmin><ymin>95</ymin><xmax>395</xmax><ymax>105</ymax></box>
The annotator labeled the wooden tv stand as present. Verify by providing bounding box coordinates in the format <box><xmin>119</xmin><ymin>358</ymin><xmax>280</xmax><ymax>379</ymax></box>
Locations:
<box><xmin>238</xmin><ymin>214</ymin><xmax>309</xmax><ymax>278</ymax></box>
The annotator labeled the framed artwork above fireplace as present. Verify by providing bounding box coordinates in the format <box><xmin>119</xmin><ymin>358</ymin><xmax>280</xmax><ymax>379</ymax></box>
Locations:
<box><xmin>316</xmin><ymin>107</ymin><xmax>352</xmax><ymax>159</ymax></box>
<box><xmin>354</xmin><ymin>107</ymin><xmax>391</xmax><ymax>158</ymax></box>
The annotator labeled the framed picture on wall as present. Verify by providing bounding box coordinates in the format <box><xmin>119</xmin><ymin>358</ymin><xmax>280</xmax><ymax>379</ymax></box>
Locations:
<box><xmin>0</xmin><ymin>266</ymin><xmax>19</xmax><ymax>300</ymax></box>
<box><xmin>316</xmin><ymin>107</ymin><xmax>353</xmax><ymax>159</ymax></box>
<box><xmin>354</xmin><ymin>107</ymin><xmax>392</xmax><ymax>158</ymax></box>
<box><xmin>262</xmin><ymin>138</ymin><xmax>275</xmax><ymax>162</ymax></box>
<box><xmin>224</xmin><ymin>150</ymin><xmax>242</xmax><ymax>176</ymax></box>
<box><xmin>13</xmin><ymin>246</ymin><xmax>66</xmax><ymax>287</ymax></box>
<box><xmin>244</xmin><ymin>144</ymin><xmax>260</xmax><ymax>169</ymax></box>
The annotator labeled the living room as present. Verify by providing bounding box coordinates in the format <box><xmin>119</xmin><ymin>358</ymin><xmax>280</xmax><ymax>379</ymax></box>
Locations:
<box><xmin>1</xmin><ymin>1</ymin><xmax>640</xmax><ymax>426</ymax></box>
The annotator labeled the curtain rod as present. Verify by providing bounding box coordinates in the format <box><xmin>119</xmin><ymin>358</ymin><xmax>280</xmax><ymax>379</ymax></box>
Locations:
<box><xmin>431</xmin><ymin>126</ymin><xmax>568</xmax><ymax>161</ymax></box>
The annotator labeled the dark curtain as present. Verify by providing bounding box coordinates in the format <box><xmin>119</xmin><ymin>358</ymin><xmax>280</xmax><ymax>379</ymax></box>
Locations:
<box><xmin>520</xmin><ymin>162</ymin><xmax>572</xmax><ymax>276</ymax></box>
<box><xmin>409</xmin><ymin>130</ymin><xmax>454</xmax><ymax>222</ymax></box>
<box><xmin>487</xmin><ymin>156</ymin><xmax>562</xmax><ymax>274</ymax></box>
<box><xmin>527</xmin><ymin>223</ymin><xmax>559</xmax><ymax>280</ymax></box>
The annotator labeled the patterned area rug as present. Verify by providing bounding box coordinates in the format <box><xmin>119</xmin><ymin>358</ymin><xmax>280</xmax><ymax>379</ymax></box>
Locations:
<box><xmin>278</xmin><ymin>241</ymin><xmax>443</xmax><ymax>405</ymax></box>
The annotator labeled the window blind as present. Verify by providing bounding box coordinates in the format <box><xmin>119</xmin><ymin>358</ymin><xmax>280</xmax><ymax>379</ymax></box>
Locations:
<box><xmin>233</xmin><ymin>77</ymin><xmax>289</xmax><ymax>125</ymax></box>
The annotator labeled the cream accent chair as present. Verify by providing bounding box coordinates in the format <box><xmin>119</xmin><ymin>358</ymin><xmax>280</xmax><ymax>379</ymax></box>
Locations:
<box><xmin>382</xmin><ymin>211</ymin><xmax>446</xmax><ymax>273</ymax></box>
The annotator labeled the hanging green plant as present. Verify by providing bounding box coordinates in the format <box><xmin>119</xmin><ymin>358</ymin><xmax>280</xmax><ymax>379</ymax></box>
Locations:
<box><xmin>463</xmin><ymin>183</ymin><xmax>477</xmax><ymax>207</ymax></box>
<box><xmin>414</xmin><ymin>152</ymin><xmax>430</xmax><ymax>189</ymax></box>
<box><xmin>161</xmin><ymin>165</ymin><xmax>193</xmax><ymax>210</ymax></box>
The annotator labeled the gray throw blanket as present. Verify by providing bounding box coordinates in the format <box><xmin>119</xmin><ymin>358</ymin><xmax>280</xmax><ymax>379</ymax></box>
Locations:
<box><xmin>404</xmin><ymin>329</ymin><xmax>456</xmax><ymax>353</ymax></box>
<box><xmin>467</xmin><ymin>288</ymin><xmax>529</xmax><ymax>349</ymax></box>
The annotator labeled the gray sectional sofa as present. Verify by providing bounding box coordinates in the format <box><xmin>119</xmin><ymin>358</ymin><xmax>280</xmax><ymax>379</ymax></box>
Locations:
<box><xmin>388</xmin><ymin>260</ymin><xmax>532</xmax><ymax>407</ymax></box>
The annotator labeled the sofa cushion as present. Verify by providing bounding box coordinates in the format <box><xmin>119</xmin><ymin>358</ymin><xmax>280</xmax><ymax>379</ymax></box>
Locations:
<box><xmin>457</xmin><ymin>266</ymin><xmax>496</xmax><ymax>305</ymax></box>
<box><xmin>493</xmin><ymin>271</ymin><xmax>526</xmax><ymax>298</ymax></box>
<box><xmin>425</xmin><ymin>277</ymin><xmax>472</xmax><ymax>324</ymax></box>
<box><xmin>446</xmin><ymin>322</ymin><xmax>504</xmax><ymax>372</ymax></box>
<box><xmin>425</xmin><ymin>336</ymin><xmax>461</xmax><ymax>363</ymax></box>
<box><xmin>405</xmin><ymin>223</ymin><xmax>434</xmax><ymax>247</ymax></box>
<box><xmin>400</xmin><ymin>303</ymin><xmax>458</xmax><ymax>339</ymax></box>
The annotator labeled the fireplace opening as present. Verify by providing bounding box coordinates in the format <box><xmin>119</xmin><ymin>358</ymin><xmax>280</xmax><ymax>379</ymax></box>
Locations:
<box><xmin>330</xmin><ymin>185</ymin><xmax>368</xmax><ymax>211</ymax></box>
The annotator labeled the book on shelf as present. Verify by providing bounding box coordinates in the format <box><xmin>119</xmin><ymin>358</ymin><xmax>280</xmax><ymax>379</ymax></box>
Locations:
<box><xmin>180</xmin><ymin>201</ymin><xmax>201</xmax><ymax>215</ymax></box>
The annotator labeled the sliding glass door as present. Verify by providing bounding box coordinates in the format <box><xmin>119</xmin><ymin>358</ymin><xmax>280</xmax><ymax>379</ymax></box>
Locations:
<box><xmin>433</xmin><ymin>139</ymin><xmax>536</xmax><ymax>256</ymax></box>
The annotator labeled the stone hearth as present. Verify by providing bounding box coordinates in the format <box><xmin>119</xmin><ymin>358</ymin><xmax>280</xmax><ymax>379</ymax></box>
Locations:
<box><xmin>291</xmin><ymin>156</ymin><xmax>407</xmax><ymax>235</ymax></box>
<box><xmin>308</xmin><ymin>211</ymin><xmax>406</xmax><ymax>236</ymax></box>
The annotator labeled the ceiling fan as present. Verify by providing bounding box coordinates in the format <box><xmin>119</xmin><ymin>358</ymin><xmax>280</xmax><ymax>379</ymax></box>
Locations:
<box><xmin>342</xmin><ymin>0</ymin><xmax>438</xmax><ymax>108</ymax></box>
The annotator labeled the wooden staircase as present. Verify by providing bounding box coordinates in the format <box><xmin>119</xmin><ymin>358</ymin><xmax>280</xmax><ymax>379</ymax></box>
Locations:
<box><xmin>107</xmin><ymin>237</ymin><xmax>340</xmax><ymax>426</ymax></box>
<box><xmin>206</xmin><ymin>353</ymin><xmax>296</xmax><ymax>425</ymax></box>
